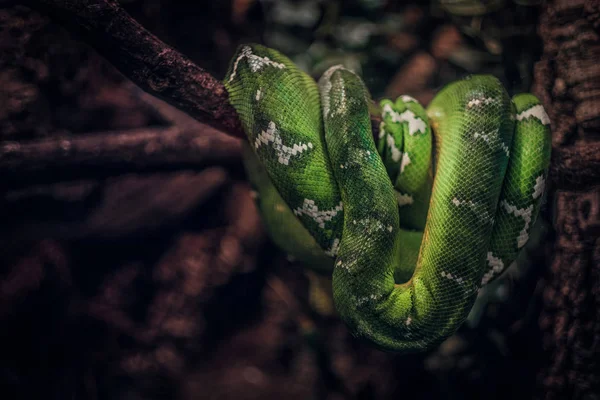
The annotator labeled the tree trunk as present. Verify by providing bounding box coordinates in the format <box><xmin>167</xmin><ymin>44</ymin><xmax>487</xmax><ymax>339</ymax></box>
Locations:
<box><xmin>533</xmin><ymin>0</ymin><xmax>600</xmax><ymax>398</ymax></box>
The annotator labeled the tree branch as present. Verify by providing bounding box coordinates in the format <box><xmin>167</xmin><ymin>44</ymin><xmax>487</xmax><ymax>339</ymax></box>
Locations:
<box><xmin>22</xmin><ymin>0</ymin><xmax>245</xmax><ymax>138</ymax></box>
<box><xmin>0</xmin><ymin>125</ymin><xmax>241</xmax><ymax>188</ymax></box>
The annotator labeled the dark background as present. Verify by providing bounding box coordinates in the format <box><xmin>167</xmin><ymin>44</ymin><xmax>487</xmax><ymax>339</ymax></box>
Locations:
<box><xmin>1</xmin><ymin>0</ymin><xmax>598</xmax><ymax>399</ymax></box>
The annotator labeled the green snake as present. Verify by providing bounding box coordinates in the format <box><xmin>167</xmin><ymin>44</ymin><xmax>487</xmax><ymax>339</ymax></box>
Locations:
<box><xmin>224</xmin><ymin>44</ymin><xmax>551</xmax><ymax>352</ymax></box>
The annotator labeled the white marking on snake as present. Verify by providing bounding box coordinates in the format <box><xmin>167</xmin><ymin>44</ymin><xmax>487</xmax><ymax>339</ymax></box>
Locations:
<box><xmin>500</xmin><ymin>200</ymin><xmax>534</xmax><ymax>248</ymax></box>
<box><xmin>228</xmin><ymin>46</ymin><xmax>285</xmax><ymax>82</ymax></box>
<box><xmin>474</xmin><ymin>130</ymin><xmax>510</xmax><ymax>157</ymax></box>
<box><xmin>481</xmin><ymin>252</ymin><xmax>504</xmax><ymax>285</ymax></box>
<box><xmin>255</xmin><ymin>89</ymin><xmax>262</xmax><ymax>101</ymax></box>
<box><xmin>255</xmin><ymin>121</ymin><xmax>313</xmax><ymax>165</ymax></box>
<box><xmin>452</xmin><ymin>198</ymin><xmax>493</xmax><ymax>223</ymax></box>
<box><xmin>533</xmin><ymin>175</ymin><xmax>545</xmax><ymax>199</ymax></box>
<box><xmin>330</xmin><ymin>75</ymin><xmax>347</xmax><ymax>117</ymax></box>
<box><xmin>516</xmin><ymin>104</ymin><xmax>550</xmax><ymax>125</ymax></box>
<box><xmin>378</xmin><ymin>121</ymin><xmax>385</xmax><ymax>139</ymax></box>
<box><xmin>355</xmin><ymin>149</ymin><xmax>372</xmax><ymax>161</ymax></box>
<box><xmin>467</xmin><ymin>97</ymin><xmax>495</xmax><ymax>108</ymax></box>
<box><xmin>293</xmin><ymin>199</ymin><xmax>343</xmax><ymax>229</ymax></box>
<box><xmin>324</xmin><ymin>238</ymin><xmax>340</xmax><ymax>257</ymax></box>
<box><xmin>386</xmin><ymin>133</ymin><xmax>402</xmax><ymax>162</ymax></box>
<box><xmin>382</xmin><ymin>104</ymin><xmax>426</xmax><ymax>135</ymax></box>
<box><xmin>357</xmin><ymin>293</ymin><xmax>383</xmax><ymax>307</ymax></box>
<box><xmin>354</xmin><ymin>218</ymin><xmax>390</xmax><ymax>236</ymax></box>
<box><xmin>441</xmin><ymin>271</ymin><xmax>466</xmax><ymax>285</ymax></box>
<box><xmin>401</xmin><ymin>95</ymin><xmax>417</xmax><ymax>103</ymax></box>
<box><xmin>473</xmin><ymin>131</ymin><xmax>490</xmax><ymax>144</ymax></box>
<box><xmin>341</xmin><ymin>149</ymin><xmax>372</xmax><ymax>169</ymax></box>
<box><xmin>336</xmin><ymin>258</ymin><xmax>357</xmax><ymax>272</ymax></box>
<box><xmin>400</xmin><ymin>110</ymin><xmax>426</xmax><ymax>135</ymax></box>
<box><xmin>400</xmin><ymin>152</ymin><xmax>411</xmax><ymax>174</ymax></box>
<box><xmin>396</xmin><ymin>192</ymin><xmax>414</xmax><ymax>206</ymax></box>
<box><xmin>452</xmin><ymin>198</ymin><xmax>471</xmax><ymax>207</ymax></box>
<box><xmin>320</xmin><ymin>65</ymin><xmax>346</xmax><ymax>118</ymax></box>
<box><xmin>383</xmin><ymin>104</ymin><xmax>427</xmax><ymax>136</ymax></box>
<box><xmin>499</xmin><ymin>142</ymin><xmax>510</xmax><ymax>157</ymax></box>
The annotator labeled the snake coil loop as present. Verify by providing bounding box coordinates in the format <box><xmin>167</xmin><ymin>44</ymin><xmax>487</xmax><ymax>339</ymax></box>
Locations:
<box><xmin>225</xmin><ymin>44</ymin><xmax>551</xmax><ymax>352</ymax></box>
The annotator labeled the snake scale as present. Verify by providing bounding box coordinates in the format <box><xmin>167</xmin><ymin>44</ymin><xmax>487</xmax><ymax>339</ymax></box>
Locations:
<box><xmin>224</xmin><ymin>44</ymin><xmax>551</xmax><ymax>352</ymax></box>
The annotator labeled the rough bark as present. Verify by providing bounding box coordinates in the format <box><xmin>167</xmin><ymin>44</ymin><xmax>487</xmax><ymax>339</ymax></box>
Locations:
<box><xmin>0</xmin><ymin>124</ymin><xmax>241</xmax><ymax>188</ymax></box>
<box><xmin>20</xmin><ymin>0</ymin><xmax>245</xmax><ymax>138</ymax></box>
<box><xmin>533</xmin><ymin>0</ymin><xmax>600</xmax><ymax>398</ymax></box>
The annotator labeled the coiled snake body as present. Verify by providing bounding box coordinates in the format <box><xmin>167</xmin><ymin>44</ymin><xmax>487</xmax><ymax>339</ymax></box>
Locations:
<box><xmin>224</xmin><ymin>44</ymin><xmax>551</xmax><ymax>352</ymax></box>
